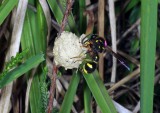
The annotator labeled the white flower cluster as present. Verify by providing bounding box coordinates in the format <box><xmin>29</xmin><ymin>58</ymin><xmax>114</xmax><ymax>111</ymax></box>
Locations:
<box><xmin>53</xmin><ymin>31</ymin><xmax>87</xmax><ymax>70</ymax></box>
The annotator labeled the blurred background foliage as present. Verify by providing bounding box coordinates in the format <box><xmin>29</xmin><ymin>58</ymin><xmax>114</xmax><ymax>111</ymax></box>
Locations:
<box><xmin>0</xmin><ymin>0</ymin><xmax>159</xmax><ymax>113</ymax></box>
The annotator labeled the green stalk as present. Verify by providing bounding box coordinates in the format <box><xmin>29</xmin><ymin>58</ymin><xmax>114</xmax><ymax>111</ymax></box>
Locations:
<box><xmin>83</xmin><ymin>70</ymin><xmax>117</xmax><ymax>113</ymax></box>
<box><xmin>84</xmin><ymin>82</ymin><xmax>92</xmax><ymax>113</ymax></box>
<box><xmin>140</xmin><ymin>1</ymin><xmax>157</xmax><ymax>113</ymax></box>
<box><xmin>79</xmin><ymin>0</ymin><xmax>86</xmax><ymax>34</ymax></box>
<box><xmin>59</xmin><ymin>72</ymin><xmax>80</xmax><ymax>113</ymax></box>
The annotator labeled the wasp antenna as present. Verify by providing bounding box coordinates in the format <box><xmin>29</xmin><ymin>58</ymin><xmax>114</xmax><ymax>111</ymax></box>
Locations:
<box><xmin>81</xmin><ymin>34</ymin><xmax>92</xmax><ymax>44</ymax></box>
<box><xmin>83</xmin><ymin>34</ymin><xmax>98</xmax><ymax>40</ymax></box>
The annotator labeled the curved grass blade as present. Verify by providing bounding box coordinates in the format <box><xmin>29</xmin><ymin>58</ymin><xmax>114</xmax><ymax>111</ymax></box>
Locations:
<box><xmin>0</xmin><ymin>53</ymin><xmax>45</xmax><ymax>88</ymax></box>
<box><xmin>0</xmin><ymin>0</ymin><xmax>18</xmax><ymax>25</ymax></box>
<box><xmin>83</xmin><ymin>71</ymin><xmax>117</xmax><ymax>113</ymax></box>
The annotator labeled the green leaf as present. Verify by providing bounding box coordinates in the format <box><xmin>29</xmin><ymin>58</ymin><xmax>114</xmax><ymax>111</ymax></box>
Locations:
<box><xmin>21</xmin><ymin>1</ymin><xmax>48</xmax><ymax>113</ymax></box>
<box><xmin>125</xmin><ymin>0</ymin><xmax>140</xmax><ymax>12</ymax></box>
<box><xmin>0</xmin><ymin>53</ymin><xmax>45</xmax><ymax>88</ymax></box>
<box><xmin>140</xmin><ymin>0</ymin><xmax>158</xmax><ymax>113</ymax></box>
<box><xmin>84</xmin><ymin>83</ymin><xmax>92</xmax><ymax>113</ymax></box>
<box><xmin>129</xmin><ymin>6</ymin><xmax>140</xmax><ymax>24</ymax></box>
<box><xmin>0</xmin><ymin>0</ymin><xmax>18</xmax><ymax>25</ymax></box>
<box><xmin>157</xmin><ymin>28</ymin><xmax>160</xmax><ymax>48</ymax></box>
<box><xmin>59</xmin><ymin>71</ymin><xmax>80</xmax><ymax>113</ymax></box>
<box><xmin>47</xmin><ymin>0</ymin><xmax>79</xmax><ymax>35</ymax></box>
<box><xmin>129</xmin><ymin>38</ymin><xmax>139</xmax><ymax>71</ymax></box>
<box><xmin>83</xmin><ymin>71</ymin><xmax>117</xmax><ymax>113</ymax></box>
<box><xmin>79</xmin><ymin>0</ymin><xmax>86</xmax><ymax>34</ymax></box>
<box><xmin>47</xmin><ymin>0</ymin><xmax>70</xmax><ymax>31</ymax></box>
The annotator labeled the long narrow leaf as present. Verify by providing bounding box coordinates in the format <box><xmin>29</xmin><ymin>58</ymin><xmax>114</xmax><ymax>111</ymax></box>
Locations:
<box><xmin>47</xmin><ymin>0</ymin><xmax>79</xmax><ymax>35</ymax></box>
<box><xmin>79</xmin><ymin>0</ymin><xmax>86</xmax><ymax>34</ymax></box>
<box><xmin>84</xmin><ymin>82</ymin><xmax>92</xmax><ymax>113</ymax></box>
<box><xmin>0</xmin><ymin>0</ymin><xmax>18</xmax><ymax>25</ymax></box>
<box><xmin>47</xmin><ymin>0</ymin><xmax>70</xmax><ymax>31</ymax></box>
<box><xmin>59</xmin><ymin>72</ymin><xmax>80</xmax><ymax>113</ymax></box>
<box><xmin>83</xmin><ymin>71</ymin><xmax>117</xmax><ymax>113</ymax></box>
<box><xmin>0</xmin><ymin>53</ymin><xmax>44</xmax><ymax>88</ymax></box>
<box><xmin>125</xmin><ymin>0</ymin><xmax>140</xmax><ymax>12</ymax></box>
<box><xmin>140</xmin><ymin>0</ymin><xmax>157</xmax><ymax>113</ymax></box>
<box><xmin>21</xmin><ymin>1</ymin><xmax>48</xmax><ymax>112</ymax></box>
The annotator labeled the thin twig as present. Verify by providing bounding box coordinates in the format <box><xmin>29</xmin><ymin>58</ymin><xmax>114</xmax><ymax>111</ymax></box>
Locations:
<box><xmin>47</xmin><ymin>1</ymin><xmax>74</xmax><ymax>112</ymax></box>
<box><xmin>25</xmin><ymin>68</ymin><xmax>37</xmax><ymax>113</ymax></box>
<box><xmin>58</xmin><ymin>0</ymin><xmax>74</xmax><ymax>36</ymax></box>
<box><xmin>47</xmin><ymin>66</ymin><xmax>57</xmax><ymax>113</ymax></box>
<box><xmin>51</xmin><ymin>19</ymin><xmax>60</xmax><ymax>31</ymax></box>
<box><xmin>108</xmin><ymin>0</ymin><xmax>117</xmax><ymax>83</ymax></box>
<box><xmin>117</xmin><ymin>19</ymin><xmax>140</xmax><ymax>44</ymax></box>
<box><xmin>122</xmin><ymin>19</ymin><xmax>140</xmax><ymax>38</ymax></box>
<box><xmin>98</xmin><ymin>0</ymin><xmax>105</xmax><ymax>80</ymax></box>
<box><xmin>84</xmin><ymin>10</ymin><xmax>94</xmax><ymax>35</ymax></box>
<box><xmin>108</xmin><ymin>68</ymin><xmax>140</xmax><ymax>93</ymax></box>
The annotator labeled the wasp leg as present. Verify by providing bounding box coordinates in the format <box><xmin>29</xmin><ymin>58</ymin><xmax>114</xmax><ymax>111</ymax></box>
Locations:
<box><xmin>70</xmin><ymin>50</ymin><xmax>87</xmax><ymax>59</ymax></box>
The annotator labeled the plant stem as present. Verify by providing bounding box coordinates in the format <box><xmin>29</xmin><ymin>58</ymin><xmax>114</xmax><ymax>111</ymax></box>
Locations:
<box><xmin>58</xmin><ymin>0</ymin><xmax>74</xmax><ymax>36</ymax></box>
<box><xmin>47</xmin><ymin>66</ymin><xmax>57</xmax><ymax>113</ymax></box>
<box><xmin>98</xmin><ymin>0</ymin><xmax>105</xmax><ymax>80</ymax></box>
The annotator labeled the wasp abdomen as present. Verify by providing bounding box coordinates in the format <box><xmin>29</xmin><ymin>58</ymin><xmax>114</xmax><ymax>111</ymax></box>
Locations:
<box><xmin>82</xmin><ymin>61</ymin><xmax>97</xmax><ymax>74</ymax></box>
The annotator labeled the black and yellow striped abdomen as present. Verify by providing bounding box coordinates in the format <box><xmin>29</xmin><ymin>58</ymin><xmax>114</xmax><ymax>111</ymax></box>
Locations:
<box><xmin>82</xmin><ymin>61</ymin><xmax>97</xmax><ymax>74</ymax></box>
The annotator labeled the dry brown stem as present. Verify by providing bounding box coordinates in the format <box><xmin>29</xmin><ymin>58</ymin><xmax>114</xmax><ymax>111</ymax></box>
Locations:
<box><xmin>98</xmin><ymin>0</ymin><xmax>105</xmax><ymax>80</ymax></box>
<box><xmin>58</xmin><ymin>0</ymin><xmax>74</xmax><ymax>36</ymax></box>
<box><xmin>47</xmin><ymin>66</ymin><xmax>57</xmax><ymax>113</ymax></box>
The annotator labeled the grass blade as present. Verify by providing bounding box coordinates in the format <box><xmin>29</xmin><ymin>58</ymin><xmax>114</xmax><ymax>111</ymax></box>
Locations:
<box><xmin>79</xmin><ymin>0</ymin><xmax>86</xmax><ymax>34</ymax></box>
<box><xmin>21</xmin><ymin>1</ymin><xmax>48</xmax><ymax>112</ymax></box>
<box><xmin>47</xmin><ymin>0</ymin><xmax>79</xmax><ymax>35</ymax></box>
<box><xmin>0</xmin><ymin>53</ymin><xmax>45</xmax><ymax>88</ymax></box>
<box><xmin>83</xmin><ymin>71</ymin><xmax>117</xmax><ymax>113</ymax></box>
<box><xmin>125</xmin><ymin>0</ymin><xmax>140</xmax><ymax>12</ymax></box>
<box><xmin>47</xmin><ymin>0</ymin><xmax>70</xmax><ymax>31</ymax></box>
<box><xmin>84</xmin><ymin>83</ymin><xmax>92</xmax><ymax>113</ymax></box>
<box><xmin>0</xmin><ymin>0</ymin><xmax>18</xmax><ymax>25</ymax></box>
<box><xmin>140</xmin><ymin>1</ymin><xmax>158</xmax><ymax>113</ymax></box>
<box><xmin>59</xmin><ymin>72</ymin><xmax>80</xmax><ymax>113</ymax></box>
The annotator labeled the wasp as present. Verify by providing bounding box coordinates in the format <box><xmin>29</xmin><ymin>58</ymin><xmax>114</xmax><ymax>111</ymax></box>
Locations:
<box><xmin>80</xmin><ymin>34</ymin><xmax>105</xmax><ymax>74</ymax></box>
<box><xmin>81</xmin><ymin>34</ymin><xmax>106</xmax><ymax>53</ymax></box>
<box><xmin>81</xmin><ymin>51</ymin><xmax>99</xmax><ymax>74</ymax></box>
<box><xmin>81</xmin><ymin>34</ymin><xmax>130</xmax><ymax>74</ymax></box>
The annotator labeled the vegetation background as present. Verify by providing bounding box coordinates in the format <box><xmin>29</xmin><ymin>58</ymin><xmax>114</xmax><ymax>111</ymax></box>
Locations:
<box><xmin>0</xmin><ymin>0</ymin><xmax>159</xmax><ymax>113</ymax></box>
